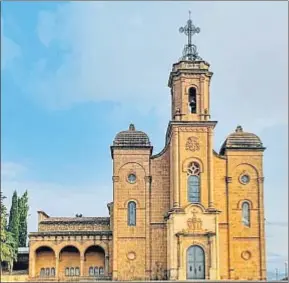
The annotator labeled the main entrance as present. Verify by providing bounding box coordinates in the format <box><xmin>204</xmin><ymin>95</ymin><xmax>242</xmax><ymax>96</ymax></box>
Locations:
<box><xmin>187</xmin><ymin>245</ymin><xmax>205</xmax><ymax>279</ymax></box>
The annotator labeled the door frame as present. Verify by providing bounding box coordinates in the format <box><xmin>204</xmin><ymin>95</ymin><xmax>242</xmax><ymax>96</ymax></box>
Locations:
<box><xmin>186</xmin><ymin>245</ymin><xmax>206</xmax><ymax>280</ymax></box>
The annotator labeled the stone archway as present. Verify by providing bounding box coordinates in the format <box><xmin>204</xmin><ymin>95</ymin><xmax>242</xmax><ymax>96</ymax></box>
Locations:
<box><xmin>35</xmin><ymin>246</ymin><xmax>56</xmax><ymax>278</ymax></box>
<box><xmin>84</xmin><ymin>245</ymin><xmax>106</xmax><ymax>277</ymax></box>
<box><xmin>58</xmin><ymin>245</ymin><xmax>80</xmax><ymax>279</ymax></box>
<box><xmin>187</xmin><ymin>245</ymin><xmax>205</xmax><ymax>279</ymax></box>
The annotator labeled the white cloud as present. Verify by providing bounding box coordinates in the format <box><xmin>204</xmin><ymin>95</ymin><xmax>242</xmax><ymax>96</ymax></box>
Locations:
<box><xmin>1</xmin><ymin>17</ymin><xmax>22</xmax><ymax>70</ymax></box>
<box><xmin>1</xmin><ymin>161</ymin><xmax>111</xmax><ymax>234</ymax></box>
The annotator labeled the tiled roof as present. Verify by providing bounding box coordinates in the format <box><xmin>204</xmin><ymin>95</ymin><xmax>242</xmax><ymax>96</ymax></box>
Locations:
<box><xmin>220</xmin><ymin>125</ymin><xmax>265</xmax><ymax>155</ymax></box>
<box><xmin>113</xmin><ymin>124</ymin><xmax>151</xmax><ymax>147</ymax></box>
<box><xmin>40</xmin><ymin>217</ymin><xmax>110</xmax><ymax>224</ymax></box>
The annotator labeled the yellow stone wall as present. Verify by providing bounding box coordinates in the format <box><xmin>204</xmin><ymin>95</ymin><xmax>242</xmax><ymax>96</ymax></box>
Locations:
<box><xmin>27</xmin><ymin>58</ymin><xmax>266</xmax><ymax>282</ymax></box>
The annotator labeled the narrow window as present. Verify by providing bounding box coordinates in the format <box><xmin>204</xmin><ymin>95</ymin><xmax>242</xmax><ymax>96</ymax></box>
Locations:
<box><xmin>40</xmin><ymin>268</ymin><xmax>45</xmax><ymax>277</ymax></box>
<box><xmin>51</xmin><ymin>267</ymin><xmax>55</xmax><ymax>277</ymax></box>
<box><xmin>75</xmin><ymin>267</ymin><xmax>80</xmax><ymax>276</ymax></box>
<box><xmin>45</xmin><ymin>268</ymin><xmax>50</xmax><ymax>277</ymax></box>
<box><xmin>242</xmin><ymin>202</ymin><xmax>250</xmax><ymax>227</ymax></box>
<box><xmin>189</xmin><ymin>87</ymin><xmax>197</xmax><ymax>114</ymax></box>
<box><xmin>65</xmin><ymin>267</ymin><xmax>69</xmax><ymax>276</ymax></box>
<box><xmin>70</xmin><ymin>267</ymin><xmax>75</xmax><ymax>276</ymax></box>
<box><xmin>89</xmin><ymin>266</ymin><xmax>94</xmax><ymax>276</ymax></box>
<box><xmin>94</xmin><ymin>266</ymin><xmax>99</xmax><ymax>276</ymax></box>
<box><xmin>128</xmin><ymin>201</ymin><xmax>136</xmax><ymax>226</ymax></box>
<box><xmin>187</xmin><ymin>162</ymin><xmax>201</xmax><ymax>203</ymax></box>
<box><xmin>99</xmin><ymin>267</ymin><xmax>104</xmax><ymax>276</ymax></box>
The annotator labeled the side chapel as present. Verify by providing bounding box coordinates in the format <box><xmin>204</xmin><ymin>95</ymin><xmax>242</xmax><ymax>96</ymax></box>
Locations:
<box><xmin>28</xmin><ymin>16</ymin><xmax>266</xmax><ymax>281</ymax></box>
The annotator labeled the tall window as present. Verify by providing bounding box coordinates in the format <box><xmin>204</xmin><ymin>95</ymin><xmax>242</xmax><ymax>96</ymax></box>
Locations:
<box><xmin>40</xmin><ymin>268</ymin><xmax>45</xmax><ymax>277</ymax></box>
<box><xmin>89</xmin><ymin>267</ymin><xmax>94</xmax><ymax>276</ymax></box>
<box><xmin>51</xmin><ymin>267</ymin><xmax>55</xmax><ymax>277</ymax></box>
<box><xmin>65</xmin><ymin>268</ymin><xmax>69</xmax><ymax>276</ymax></box>
<box><xmin>99</xmin><ymin>267</ymin><xmax>104</xmax><ymax>276</ymax></box>
<box><xmin>45</xmin><ymin>268</ymin><xmax>50</xmax><ymax>277</ymax></box>
<box><xmin>75</xmin><ymin>267</ymin><xmax>80</xmax><ymax>276</ymax></box>
<box><xmin>70</xmin><ymin>267</ymin><xmax>75</xmax><ymax>276</ymax></box>
<box><xmin>187</xmin><ymin>162</ymin><xmax>200</xmax><ymax>203</ymax></box>
<box><xmin>189</xmin><ymin>87</ymin><xmax>197</xmax><ymax>114</ymax></box>
<box><xmin>242</xmin><ymin>202</ymin><xmax>250</xmax><ymax>227</ymax></box>
<box><xmin>128</xmin><ymin>201</ymin><xmax>136</xmax><ymax>226</ymax></box>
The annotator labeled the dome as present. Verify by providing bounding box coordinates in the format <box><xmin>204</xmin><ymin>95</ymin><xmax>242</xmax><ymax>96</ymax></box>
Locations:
<box><xmin>113</xmin><ymin>124</ymin><xmax>151</xmax><ymax>147</ymax></box>
<box><xmin>219</xmin><ymin>125</ymin><xmax>265</xmax><ymax>155</ymax></box>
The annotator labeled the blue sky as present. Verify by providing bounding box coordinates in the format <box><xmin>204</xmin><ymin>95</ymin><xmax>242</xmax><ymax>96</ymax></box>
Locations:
<box><xmin>1</xmin><ymin>1</ymin><xmax>288</xmax><ymax>278</ymax></box>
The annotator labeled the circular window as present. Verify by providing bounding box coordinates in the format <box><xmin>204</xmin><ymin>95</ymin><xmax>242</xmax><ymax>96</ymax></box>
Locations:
<box><xmin>240</xmin><ymin>174</ymin><xmax>250</xmax><ymax>185</ymax></box>
<box><xmin>127</xmin><ymin>173</ymin><xmax>136</xmax><ymax>184</ymax></box>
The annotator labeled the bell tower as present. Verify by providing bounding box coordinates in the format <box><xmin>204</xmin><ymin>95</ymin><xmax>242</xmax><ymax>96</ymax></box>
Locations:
<box><xmin>168</xmin><ymin>13</ymin><xmax>213</xmax><ymax>122</ymax></box>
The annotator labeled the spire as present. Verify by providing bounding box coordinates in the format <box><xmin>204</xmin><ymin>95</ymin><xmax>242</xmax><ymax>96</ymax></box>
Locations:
<box><xmin>179</xmin><ymin>11</ymin><xmax>202</xmax><ymax>61</ymax></box>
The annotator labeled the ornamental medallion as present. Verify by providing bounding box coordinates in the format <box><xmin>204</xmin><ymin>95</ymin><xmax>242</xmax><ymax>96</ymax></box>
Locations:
<box><xmin>186</xmin><ymin>136</ymin><xmax>200</xmax><ymax>152</ymax></box>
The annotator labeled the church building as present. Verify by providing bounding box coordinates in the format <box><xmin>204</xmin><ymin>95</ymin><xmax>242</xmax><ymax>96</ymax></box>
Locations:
<box><xmin>28</xmin><ymin>16</ymin><xmax>267</xmax><ymax>281</ymax></box>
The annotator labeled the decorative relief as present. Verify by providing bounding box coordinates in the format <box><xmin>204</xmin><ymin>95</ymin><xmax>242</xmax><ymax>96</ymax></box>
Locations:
<box><xmin>241</xmin><ymin>250</ymin><xmax>251</xmax><ymax>260</ymax></box>
<box><xmin>181</xmin><ymin>209</ymin><xmax>204</xmax><ymax>233</ymax></box>
<box><xmin>127</xmin><ymin>251</ymin><xmax>136</xmax><ymax>261</ymax></box>
<box><xmin>185</xmin><ymin>136</ymin><xmax>200</xmax><ymax>152</ymax></box>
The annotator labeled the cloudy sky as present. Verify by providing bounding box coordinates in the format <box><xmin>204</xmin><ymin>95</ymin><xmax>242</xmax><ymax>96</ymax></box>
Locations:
<box><xmin>1</xmin><ymin>1</ymin><xmax>288</xmax><ymax>278</ymax></box>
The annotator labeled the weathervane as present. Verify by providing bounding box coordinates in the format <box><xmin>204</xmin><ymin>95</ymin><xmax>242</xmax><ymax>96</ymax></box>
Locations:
<box><xmin>179</xmin><ymin>11</ymin><xmax>202</xmax><ymax>61</ymax></box>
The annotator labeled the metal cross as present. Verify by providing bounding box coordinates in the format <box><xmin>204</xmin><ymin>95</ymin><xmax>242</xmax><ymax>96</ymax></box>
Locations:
<box><xmin>179</xmin><ymin>12</ymin><xmax>201</xmax><ymax>61</ymax></box>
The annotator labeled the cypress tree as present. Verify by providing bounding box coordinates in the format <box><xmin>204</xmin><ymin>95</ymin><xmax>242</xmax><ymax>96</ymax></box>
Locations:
<box><xmin>8</xmin><ymin>191</ymin><xmax>19</xmax><ymax>259</ymax></box>
<box><xmin>18</xmin><ymin>191</ymin><xmax>29</xmax><ymax>247</ymax></box>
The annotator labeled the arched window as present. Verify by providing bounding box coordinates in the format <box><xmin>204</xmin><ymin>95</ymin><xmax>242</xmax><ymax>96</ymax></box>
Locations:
<box><xmin>45</xmin><ymin>268</ymin><xmax>50</xmax><ymax>277</ymax></box>
<box><xmin>51</xmin><ymin>267</ymin><xmax>55</xmax><ymax>277</ymax></box>
<box><xmin>242</xmin><ymin>202</ymin><xmax>250</xmax><ymax>227</ymax></box>
<box><xmin>89</xmin><ymin>266</ymin><xmax>94</xmax><ymax>276</ymax></box>
<box><xmin>99</xmin><ymin>267</ymin><xmax>104</xmax><ymax>276</ymax></box>
<box><xmin>187</xmin><ymin>162</ymin><xmax>201</xmax><ymax>203</ymax></box>
<box><xmin>189</xmin><ymin>87</ymin><xmax>197</xmax><ymax>114</ymax></box>
<box><xmin>40</xmin><ymin>268</ymin><xmax>45</xmax><ymax>277</ymax></box>
<box><xmin>75</xmin><ymin>267</ymin><xmax>80</xmax><ymax>276</ymax></box>
<box><xmin>70</xmin><ymin>267</ymin><xmax>75</xmax><ymax>276</ymax></box>
<box><xmin>94</xmin><ymin>266</ymin><xmax>99</xmax><ymax>276</ymax></box>
<box><xmin>65</xmin><ymin>267</ymin><xmax>69</xmax><ymax>276</ymax></box>
<box><xmin>128</xmin><ymin>201</ymin><xmax>136</xmax><ymax>226</ymax></box>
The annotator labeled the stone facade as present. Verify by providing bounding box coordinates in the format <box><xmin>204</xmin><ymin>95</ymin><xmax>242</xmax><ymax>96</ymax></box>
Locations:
<box><xmin>27</xmin><ymin>39</ymin><xmax>266</xmax><ymax>282</ymax></box>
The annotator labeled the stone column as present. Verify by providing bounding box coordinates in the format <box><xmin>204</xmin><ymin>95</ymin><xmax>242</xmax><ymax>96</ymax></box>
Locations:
<box><xmin>258</xmin><ymin>176</ymin><xmax>267</xmax><ymax>280</ymax></box>
<box><xmin>145</xmin><ymin>176</ymin><xmax>152</xmax><ymax>280</ymax></box>
<box><xmin>105</xmin><ymin>255</ymin><xmax>109</xmax><ymax>276</ymax></box>
<box><xmin>29</xmin><ymin>251</ymin><xmax>35</xmax><ymax>278</ymax></box>
<box><xmin>172</xmin><ymin>129</ymin><xmax>180</xmax><ymax>208</ymax></box>
<box><xmin>80</xmin><ymin>254</ymin><xmax>85</xmax><ymax>277</ymax></box>
<box><xmin>55</xmin><ymin>254</ymin><xmax>59</xmax><ymax>279</ymax></box>
<box><xmin>208</xmin><ymin>127</ymin><xmax>214</xmax><ymax>208</ymax></box>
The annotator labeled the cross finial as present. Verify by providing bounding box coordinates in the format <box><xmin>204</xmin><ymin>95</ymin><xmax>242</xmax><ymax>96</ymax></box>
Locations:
<box><xmin>179</xmin><ymin>13</ymin><xmax>201</xmax><ymax>61</ymax></box>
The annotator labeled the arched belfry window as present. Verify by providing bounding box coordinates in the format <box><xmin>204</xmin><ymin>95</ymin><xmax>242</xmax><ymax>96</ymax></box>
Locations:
<box><xmin>128</xmin><ymin>201</ymin><xmax>136</xmax><ymax>226</ymax></box>
<box><xmin>242</xmin><ymin>201</ymin><xmax>250</xmax><ymax>227</ymax></box>
<box><xmin>187</xmin><ymin>162</ymin><xmax>200</xmax><ymax>203</ymax></box>
<box><xmin>189</xmin><ymin>87</ymin><xmax>197</xmax><ymax>114</ymax></box>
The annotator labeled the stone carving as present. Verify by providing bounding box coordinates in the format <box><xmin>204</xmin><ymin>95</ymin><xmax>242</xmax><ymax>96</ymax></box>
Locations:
<box><xmin>153</xmin><ymin>261</ymin><xmax>165</xmax><ymax>280</ymax></box>
<box><xmin>241</xmin><ymin>250</ymin><xmax>251</xmax><ymax>260</ymax></box>
<box><xmin>185</xmin><ymin>136</ymin><xmax>200</xmax><ymax>152</ymax></box>
<box><xmin>127</xmin><ymin>251</ymin><xmax>136</xmax><ymax>261</ymax></box>
<box><xmin>182</xmin><ymin>210</ymin><xmax>203</xmax><ymax>233</ymax></box>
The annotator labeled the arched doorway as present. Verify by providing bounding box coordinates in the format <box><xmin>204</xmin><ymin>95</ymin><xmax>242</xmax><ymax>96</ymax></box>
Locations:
<box><xmin>59</xmin><ymin>246</ymin><xmax>80</xmax><ymax>278</ymax></box>
<box><xmin>84</xmin><ymin>246</ymin><xmax>105</xmax><ymax>277</ymax></box>
<box><xmin>35</xmin><ymin>246</ymin><xmax>55</xmax><ymax>278</ymax></box>
<box><xmin>187</xmin><ymin>245</ymin><xmax>205</xmax><ymax>279</ymax></box>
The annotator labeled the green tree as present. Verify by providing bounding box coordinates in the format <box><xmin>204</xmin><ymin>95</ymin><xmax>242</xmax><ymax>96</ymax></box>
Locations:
<box><xmin>8</xmin><ymin>191</ymin><xmax>19</xmax><ymax>260</ymax></box>
<box><xmin>0</xmin><ymin>193</ymin><xmax>17</xmax><ymax>274</ymax></box>
<box><xmin>18</xmin><ymin>191</ymin><xmax>29</xmax><ymax>247</ymax></box>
